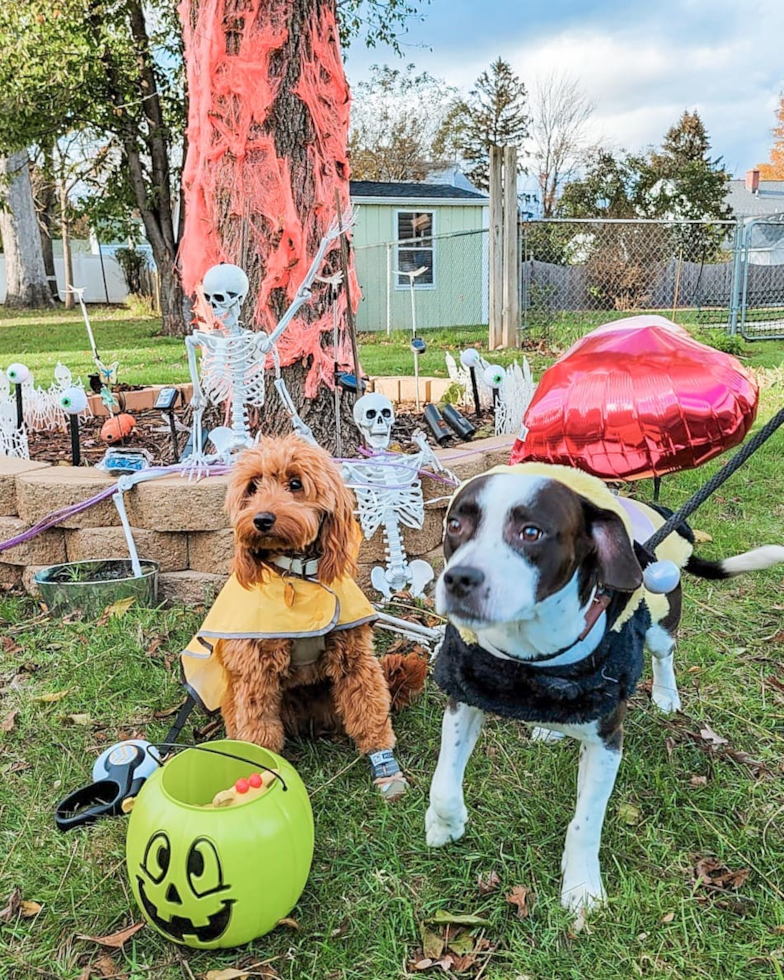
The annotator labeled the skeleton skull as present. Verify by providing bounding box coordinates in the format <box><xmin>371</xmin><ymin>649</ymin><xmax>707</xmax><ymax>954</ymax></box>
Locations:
<box><xmin>202</xmin><ymin>264</ymin><xmax>250</xmax><ymax>329</ymax></box>
<box><xmin>353</xmin><ymin>393</ymin><xmax>395</xmax><ymax>450</ymax></box>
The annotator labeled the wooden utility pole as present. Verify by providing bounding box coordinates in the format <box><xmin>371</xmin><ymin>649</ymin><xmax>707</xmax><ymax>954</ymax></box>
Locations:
<box><xmin>488</xmin><ymin>146</ymin><xmax>504</xmax><ymax>349</ymax></box>
<box><xmin>487</xmin><ymin>145</ymin><xmax>519</xmax><ymax>349</ymax></box>
<box><xmin>501</xmin><ymin>146</ymin><xmax>520</xmax><ymax>348</ymax></box>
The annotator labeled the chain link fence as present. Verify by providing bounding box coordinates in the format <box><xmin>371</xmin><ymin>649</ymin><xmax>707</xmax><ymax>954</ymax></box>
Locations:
<box><xmin>738</xmin><ymin>216</ymin><xmax>784</xmax><ymax>340</ymax></box>
<box><xmin>352</xmin><ymin>217</ymin><xmax>784</xmax><ymax>347</ymax></box>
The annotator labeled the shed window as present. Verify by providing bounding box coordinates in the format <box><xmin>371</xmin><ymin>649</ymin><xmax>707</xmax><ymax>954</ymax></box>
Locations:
<box><xmin>396</xmin><ymin>211</ymin><xmax>434</xmax><ymax>287</ymax></box>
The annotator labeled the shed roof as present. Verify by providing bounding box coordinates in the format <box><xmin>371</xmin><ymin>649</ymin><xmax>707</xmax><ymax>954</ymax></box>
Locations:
<box><xmin>349</xmin><ymin>180</ymin><xmax>488</xmax><ymax>202</ymax></box>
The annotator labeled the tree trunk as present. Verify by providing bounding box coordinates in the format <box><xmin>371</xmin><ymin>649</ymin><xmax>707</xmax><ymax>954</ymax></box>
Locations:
<box><xmin>58</xmin><ymin>177</ymin><xmax>74</xmax><ymax>310</ymax></box>
<box><xmin>0</xmin><ymin>150</ymin><xmax>56</xmax><ymax>309</ymax></box>
<box><xmin>179</xmin><ymin>0</ymin><xmax>361</xmax><ymax>452</ymax></box>
<box><xmin>38</xmin><ymin>181</ymin><xmax>60</xmax><ymax>301</ymax></box>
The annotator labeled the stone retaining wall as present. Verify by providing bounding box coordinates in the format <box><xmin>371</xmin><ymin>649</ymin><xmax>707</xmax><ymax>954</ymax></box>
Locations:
<box><xmin>0</xmin><ymin>435</ymin><xmax>513</xmax><ymax>606</ymax></box>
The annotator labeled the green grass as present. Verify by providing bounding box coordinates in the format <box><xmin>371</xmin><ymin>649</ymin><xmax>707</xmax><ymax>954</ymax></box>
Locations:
<box><xmin>1</xmin><ymin>390</ymin><xmax>783</xmax><ymax>978</ymax></box>
<box><xmin>1</xmin><ymin>305</ymin><xmax>784</xmax><ymax>978</ymax></box>
<box><xmin>4</xmin><ymin>305</ymin><xmax>781</xmax><ymax>389</ymax></box>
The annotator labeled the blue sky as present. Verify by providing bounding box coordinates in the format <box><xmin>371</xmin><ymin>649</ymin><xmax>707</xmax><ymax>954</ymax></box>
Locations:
<box><xmin>344</xmin><ymin>0</ymin><xmax>784</xmax><ymax>178</ymax></box>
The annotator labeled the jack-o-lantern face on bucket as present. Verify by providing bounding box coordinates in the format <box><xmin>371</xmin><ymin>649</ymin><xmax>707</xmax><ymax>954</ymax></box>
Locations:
<box><xmin>136</xmin><ymin>831</ymin><xmax>234</xmax><ymax>945</ymax></box>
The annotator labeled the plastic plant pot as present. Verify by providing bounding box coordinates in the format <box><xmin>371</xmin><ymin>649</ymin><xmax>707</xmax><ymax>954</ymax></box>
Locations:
<box><xmin>34</xmin><ymin>559</ymin><xmax>159</xmax><ymax>618</ymax></box>
<box><xmin>126</xmin><ymin>740</ymin><xmax>314</xmax><ymax>949</ymax></box>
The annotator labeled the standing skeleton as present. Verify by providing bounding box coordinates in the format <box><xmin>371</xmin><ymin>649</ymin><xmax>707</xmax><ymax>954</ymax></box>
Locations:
<box><xmin>342</xmin><ymin>393</ymin><xmax>456</xmax><ymax>598</ymax></box>
<box><xmin>184</xmin><ymin>214</ymin><xmax>351</xmax><ymax>470</ymax></box>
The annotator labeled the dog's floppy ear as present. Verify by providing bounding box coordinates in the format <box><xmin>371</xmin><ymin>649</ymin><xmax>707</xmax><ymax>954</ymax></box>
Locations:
<box><xmin>318</xmin><ymin>466</ymin><xmax>359</xmax><ymax>586</ymax></box>
<box><xmin>582</xmin><ymin>500</ymin><xmax>643</xmax><ymax>592</ymax></box>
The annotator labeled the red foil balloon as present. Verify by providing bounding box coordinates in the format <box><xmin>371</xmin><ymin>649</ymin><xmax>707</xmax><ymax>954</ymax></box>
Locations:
<box><xmin>511</xmin><ymin>316</ymin><xmax>758</xmax><ymax>480</ymax></box>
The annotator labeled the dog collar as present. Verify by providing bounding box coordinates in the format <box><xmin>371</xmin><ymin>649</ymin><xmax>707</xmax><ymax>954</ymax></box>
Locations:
<box><xmin>470</xmin><ymin>589</ymin><xmax>612</xmax><ymax>668</ymax></box>
<box><xmin>272</xmin><ymin>555</ymin><xmax>320</xmax><ymax>578</ymax></box>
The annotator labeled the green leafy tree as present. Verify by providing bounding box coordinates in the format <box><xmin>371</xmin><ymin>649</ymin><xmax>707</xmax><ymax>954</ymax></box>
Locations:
<box><xmin>447</xmin><ymin>57</ymin><xmax>530</xmax><ymax>192</ymax></box>
<box><xmin>0</xmin><ymin>0</ymin><xmax>426</xmax><ymax>333</ymax></box>
<box><xmin>349</xmin><ymin>64</ymin><xmax>458</xmax><ymax>181</ymax></box>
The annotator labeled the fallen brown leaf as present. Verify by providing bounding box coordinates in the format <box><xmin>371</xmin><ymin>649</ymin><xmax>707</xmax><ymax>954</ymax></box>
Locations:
<box><xmin>660</xmin><ymin>911</ymin><xmax>675</xmax><ymax>924</ymax></box>
<box><xmin>77</xmin><ymin>922</ymin><xmax>145</xmax><ymax>948</ymax></box>
<box><xmin>19</xmin><ymin>899</ymin><xmax>42</xmax><ymax>917</ymax></box>
<box><xmin>277</xmin><ymin>917</ymin><xmax>299</xmax><ymax>930</ymax></box>
<box><xmin>330</xmin><ymin>917</ymin><xmax>350</xmax><ymax>938</ymax></box>
<box><xmin>204</xmin><ymin>970</ymin><xmax>249</xmax><ymax>980</ymax></box>
<box><xmin>477</xmin><ymin>870</ymin><xmax>500</xmax><ymax>894</ymax></box>
<box><xmin>95</xmin><ymin>952</ymin><xmax>127</xmax><ymax>978</ymax></box>
<box><xmin>33</xmin><ymin>689</ymin><xmax>70</xmax><ymax>703</ymax></box>
<box><xmin>66</xmin><ymin>713</ymin><xmax>92</xmax><ymax>726</ymax></box>
<box><xmin>693</xmin><ymin>856</ymin><xmax>751</xmax><ymax>892</ymax></box>
<box><xmin>421</xmin><ymin>927</ymin><xmax>444</xmax><ymax>960</ymax></box>
<box><xmin>1</xmin><ymin>709</ymin><xmax>19</xmax><ymax>733</ymax></box>
<box><xmin>1</xmin><ymin>636</ymin><xmax>22</xmax><ymax>655</ymax></box>
<box><xmin>699</xmin><ymin>725</ymin><xmax>728</xmax><ymax>747</ymax></box>
<box><xmin>690</xmin><ymin>775</ymin><xmax>708</xmax><ymax>787</ymax></box>
<box><xmin>506</xmin><ymin>884</ymin><xmax>534</xmax><ymax>919</ymax></box>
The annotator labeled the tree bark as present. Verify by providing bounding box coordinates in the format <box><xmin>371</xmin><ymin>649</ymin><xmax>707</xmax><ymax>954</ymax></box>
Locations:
<box><xmin>58</xmin><ymin>176</ymin><xmax>74</xmax><ymax>310</ymax></box>
<box><xmin>179</xmin><ymin>0</ymin><xmax>361</xmax><ymax>452</ymax></box>
<box><xmin>0</xmin><ymin>150</ymin><xmax>56</xmax><ymax>309</ymax></box>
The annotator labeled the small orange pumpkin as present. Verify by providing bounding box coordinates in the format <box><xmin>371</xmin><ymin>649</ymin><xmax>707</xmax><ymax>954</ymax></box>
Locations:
<box><xmin>101</xmin><ymin>413</ymin><xmax>136</xmax><ymax>444</ymax></box>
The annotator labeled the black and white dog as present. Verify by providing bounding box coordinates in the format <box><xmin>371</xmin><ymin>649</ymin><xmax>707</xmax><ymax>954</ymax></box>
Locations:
<box><xmin>426</xmin><ymin>463</ymin><xmax>784</xmax><ymax>915</ymax></box>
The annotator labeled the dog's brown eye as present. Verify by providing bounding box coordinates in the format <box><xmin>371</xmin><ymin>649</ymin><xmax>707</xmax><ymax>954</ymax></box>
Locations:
<box><xmin>288</xmin><ymin>478</ymin><xmax>303</xmax><ymax>492</ymax></box>
<box><xmin>520</xmin><ymin>525</ymin><xmax>542</xmax><ymax>542</ymax></box>
<box><xmin>447</xmin><ymin>517</ymin><xmax>462</xmax><ymax>534</ymax></box>
<box><xmin>247</xmin><ymin>480</ymin><xmax>257</xmax><ymax>495</ymax></box>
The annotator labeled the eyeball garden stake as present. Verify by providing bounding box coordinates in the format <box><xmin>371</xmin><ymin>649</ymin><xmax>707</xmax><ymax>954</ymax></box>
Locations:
<box><xmin>460</xmin><ymin>348</ymin><xmax>482</xmax><ymax>416</ymax></box>
<box><xmin>6</xmin><ymin>362</ymin><xmax>30</xmax><ymax>430</ymax></box>
<box><xmin>60</xmin><ymin>386</ymin><xmax>89</xmax><ymax>466</ymax></box>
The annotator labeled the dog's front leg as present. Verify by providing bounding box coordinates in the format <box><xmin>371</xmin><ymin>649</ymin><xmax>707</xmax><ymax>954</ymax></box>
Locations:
<box><xmin>426</xmin><ymin>700</ymin><xmax>485</xmax><ymax>847</ymax></box>
<box><xmin>560</xmin><ymin>726</ymin><xmax>623</xmax><ymax>915</ymax></box>
<box><xmin>219</xmin><ymin>639</ymin><xmax>289</xmax><ymax>752</ymax></box>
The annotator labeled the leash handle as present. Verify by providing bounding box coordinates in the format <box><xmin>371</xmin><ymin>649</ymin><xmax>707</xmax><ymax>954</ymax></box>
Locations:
<box><xmin>55</xmin><ymin>744</ymin><xmax>148</xmax><ymax>831</ymax></box>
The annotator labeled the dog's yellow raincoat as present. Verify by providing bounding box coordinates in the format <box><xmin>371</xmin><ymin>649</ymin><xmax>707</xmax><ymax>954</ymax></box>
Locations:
<box><xmin>181</xmin><ymin>570</ymin><xmax>377</xmax><ymax>713</ymax></box>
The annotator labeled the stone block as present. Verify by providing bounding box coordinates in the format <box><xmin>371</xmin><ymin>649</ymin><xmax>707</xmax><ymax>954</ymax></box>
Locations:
<box><xmin>88</xmin><ymin>383</ymin><xmax>194</xmax><ymax>417</ymax></box>
<box><xmin>0</xmin><ymin>516</ymin><xmax>66</xmax><ymax>566</ymax></box>
<box><xmin>16</xmin><ymin>467</ymin><xmax>118</xmax><ymax>529</ymax></box>
<box><xmin>159</xmin><ymin>570</ymin><xmax>227</xmax><ymax>607</ymax></box>
<box><xmin>65</xmin><ymin>527</ymin><xmax>188</xmax><ymax>573</ymax></box>
<box><xmin>398</xmin><ymin>376</ymin><xmax>425</xmax><ymax>404</ymax></box>
<box><xmin>22</xmin><ymin>565</ymin><xmax>46</xmax><ymax>597</ymax></box>
<box><xmin>125</xmin><ymin>474</ymin><xmax>231</xmax><ymax>532</ymax></box>
<box><xmin>0</xmin><ymin>457</ymin><xmax>51</xmax><ymax>517</ymax></box>
<box><xmin>188</xmin><ymin>529</ymin><xmax>235</xmax><ymax>575</ymax></box>
<box><xmin>0</xmin><ymin>562</ymin><xmax>22</xmax><ymax>590</ymax></box>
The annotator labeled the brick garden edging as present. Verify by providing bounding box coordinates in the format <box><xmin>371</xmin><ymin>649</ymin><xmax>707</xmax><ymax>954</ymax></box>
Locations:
<box><xmin>0</xmin><ymin>435</ymin><xmax>514</xmax><ymax>605</ymax></box>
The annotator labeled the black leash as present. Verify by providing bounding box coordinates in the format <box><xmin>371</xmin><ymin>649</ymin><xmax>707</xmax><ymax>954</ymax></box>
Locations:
<box><xmin>643</xmin><ymin>404</ymin><xmax>784</xmax><ymax>552</ymax></box>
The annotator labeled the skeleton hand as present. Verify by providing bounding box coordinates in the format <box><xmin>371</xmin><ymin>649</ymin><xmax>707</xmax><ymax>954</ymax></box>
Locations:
<box><xmin>190</xmin><ymin>391</ymin><xmax>207</xmax><ymax>412</ymax></box>
<box><xmin>254</xmin><ymin>331</ymin><xmax>274</xmax><ymax>355</ymax></box>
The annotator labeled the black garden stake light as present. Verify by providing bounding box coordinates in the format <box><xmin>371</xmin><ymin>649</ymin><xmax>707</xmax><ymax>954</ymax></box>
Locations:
<box><xmin>6</xmin><ymin>362</ymin><xmax>30</xmax><ymax>430</ymax></box>
<box><xmin>60</xmin><ymin>386</ymin><xmax>89</xmax><ymax>466</ymax></box>
<box><xmin>154</xmin><ymin>387</ymin><xmax>181</xmax><ymax>462</ymax></box>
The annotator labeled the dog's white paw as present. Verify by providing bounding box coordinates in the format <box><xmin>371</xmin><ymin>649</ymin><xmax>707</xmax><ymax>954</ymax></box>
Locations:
<box><xmin>531</xmin><ymin>726</ymin><xmax>565</xmax><ymax>743</ymax></box>
<box><xmin>425</xmin><ymin>804</ymin><xmax>466</xmax><ymax>847</ymax></box>
<box><xmin>651</xmin><ymin>686</ymin><xmax>682</xmax><ymax>714</ymax></box>
<box><xmin>561</xmin><ymin>862</ymin><xmax>606</xmax><ymax>915</ymax></box>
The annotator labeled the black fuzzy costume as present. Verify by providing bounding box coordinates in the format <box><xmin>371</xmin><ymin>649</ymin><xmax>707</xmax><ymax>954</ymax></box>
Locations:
<box><xmin>433</xmin><ymin>596</ymin><xmax>651</xmax><ymax>726</ymax></box>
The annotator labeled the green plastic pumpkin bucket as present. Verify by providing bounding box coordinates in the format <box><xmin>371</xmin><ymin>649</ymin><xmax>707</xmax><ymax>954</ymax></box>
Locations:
<box><xmin>126</xmin><ymin>740</ymin><xmax>314</xmax><ymax>949</ymax></box>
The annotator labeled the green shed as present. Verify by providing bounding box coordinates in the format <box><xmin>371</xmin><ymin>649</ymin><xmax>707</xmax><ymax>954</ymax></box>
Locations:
<box><xmin>349</xmin><ymin>179</ymin><xmax>489</xmax><ymax>332</ymax></box>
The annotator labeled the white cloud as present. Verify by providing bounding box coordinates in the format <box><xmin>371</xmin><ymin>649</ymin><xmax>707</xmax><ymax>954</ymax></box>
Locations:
<box><xmin>346</xmin><ymin>0</ymin><xmax>784</xmax><ymax>176</ymax></box>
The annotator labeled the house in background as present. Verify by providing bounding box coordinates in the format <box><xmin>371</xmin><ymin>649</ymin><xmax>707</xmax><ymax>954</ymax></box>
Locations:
<box><xmin>350</xmin><ymin>176</ymin><xmax>489</xmax><ymax>332</ymax></box>
<box><xmin>727</xmin><ymin>169</ymin><xmax>784</xmax><ymax>265</ymax></box>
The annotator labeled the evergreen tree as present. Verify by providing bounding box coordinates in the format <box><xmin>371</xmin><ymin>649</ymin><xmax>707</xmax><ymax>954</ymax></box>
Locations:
<box><xmin>448</xmin><ymin>58</ymin><xmax>529</xmax><ymax>192</ymax></box>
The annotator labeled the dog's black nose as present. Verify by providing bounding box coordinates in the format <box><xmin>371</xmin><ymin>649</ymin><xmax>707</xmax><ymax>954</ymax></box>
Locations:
<box><xmin>253</xmin><ymin>512</ymin><xmax>276</xmax><ymax>532</ymax></box>
<box><xmin>443</xmin><ymin>565</ymin><xmax>485</xmax><ymax>598</ymax></box>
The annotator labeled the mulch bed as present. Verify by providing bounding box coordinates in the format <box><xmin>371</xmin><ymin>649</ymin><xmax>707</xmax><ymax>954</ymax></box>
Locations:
<box><xmin>25</xmin><ymin>403</ymin><xmax>499</xmax><ymax>467</ymax></box>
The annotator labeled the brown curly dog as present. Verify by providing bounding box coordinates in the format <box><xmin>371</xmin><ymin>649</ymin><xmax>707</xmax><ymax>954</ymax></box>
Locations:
<box><xmin>219</xmin><ymin>434</ymin><xmax>426</xmax><ymax>798</ymax></box>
